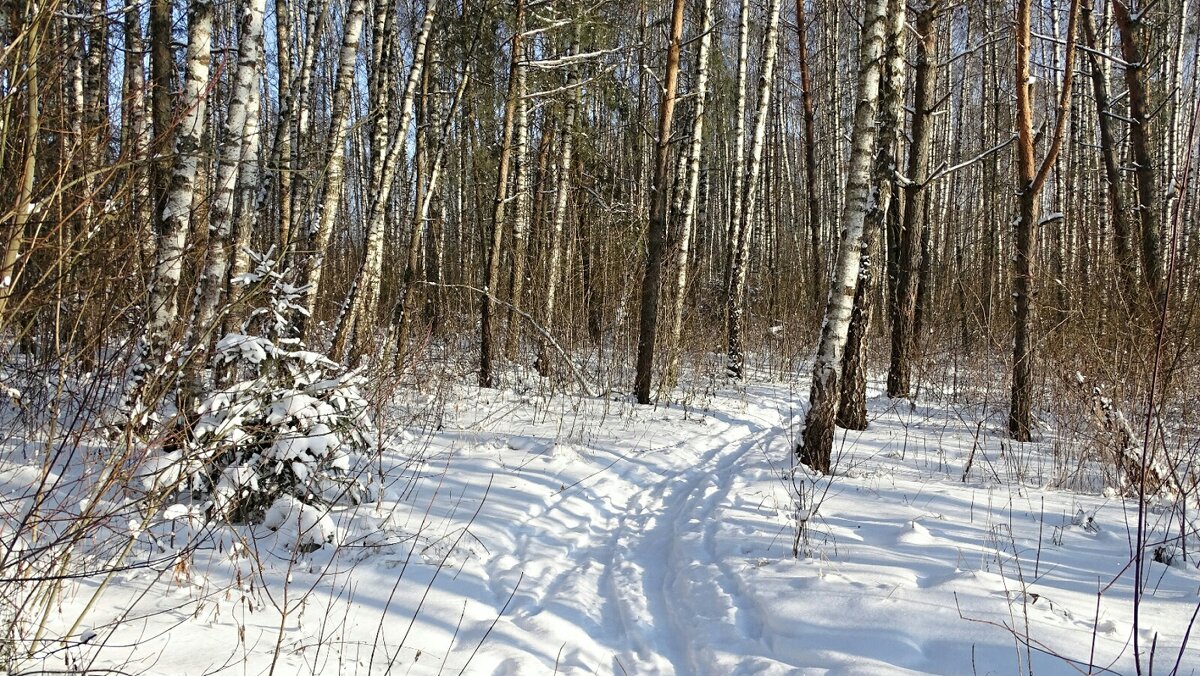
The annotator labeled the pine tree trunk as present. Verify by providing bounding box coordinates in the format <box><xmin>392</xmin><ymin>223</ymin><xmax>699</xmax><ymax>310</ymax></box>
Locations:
<box><xmin>797</xmin><ymin>0</ymin><xmax>889</xmax><ymax>474</ymax></box>
<box><xmin>726</xmin><ymin>0</ymin><xmax>783</xmax><ymax>380</ymax></box>
<box><xmin>633</xmin><ymin>0</ymin><xmax>686</xmax><ymax>404</ymax></box>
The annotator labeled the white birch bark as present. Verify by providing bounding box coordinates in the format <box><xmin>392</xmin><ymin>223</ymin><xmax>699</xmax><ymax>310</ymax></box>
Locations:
<box><xmin>664</xmin><ymin>0</ymin><xmax>714</xmax><ymax>388</ymax></box>
<box><xmin>797</xmin><ymin>0</ymin><xmax>890</xmax><ymax>473</ymax></box>
<box><xmin>146</xmin><ymin>0</ymin><xmax>213</xmax><ymax>354</ymax></box>
<box><xmin>538</xmin><ymin>43</ymin><xmax>579</xmax><ymax>377</ymax></box>
<box><xmin>298</xmin><ymin>0</ymin><xmax>369</xmax><ymax>338</ymax></box>
<box><xmin>726</xmin><ymin>0</ymin><xmax>782</xmax><ymax>379</ymax></box>
<box><xmin>334</xmin><ymin>0</ymin><xmax>438</xmax><ymax>359</ymax></box>
<box><xmin>191</xmin><ymin>0</ymin><xmax>268</xmax><ymax>342</ymax></box>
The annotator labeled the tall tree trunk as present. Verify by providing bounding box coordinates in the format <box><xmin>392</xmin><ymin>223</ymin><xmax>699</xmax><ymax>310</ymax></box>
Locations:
<box><xmin>149</xmin><ymin>0</ymin><xmax>174</xmax><ymax>219</ymax></box>
<box><xmin>1081</xmin><ymin>1</ymin><xmax>1138</xmax><ymax>313</ymax></box>
<box><xmin>886</xmin><ymin>0</ymin><xmax>939</xmax><ymax>398</ymax></box>
<box><xmin>725</xmin><ymin>0</ymin><xmax>752</xmax><ymax>295</ymax></box>
<box><xmin>538</xmin><ymin>41</ymin><xmax>580</xmax><ymax>379</ymax></box>
<box><xmin>0</xmin><ymin>12</ymin><xmax>42</xmax><ymax>334</ymax></box>
<box><xmin>838</xmin><ymin>0</ymin><xmax>908</xmax><ymax>429</ymax></box>
<box><xmin>796</xmin><ymin>0</ymin><xmax>889</xmax><ymax>474</ymax></box>
<box><xmin>1009</xmin><ymin>0</ymin><xmax>1079</xmax><ymax>441</ymax></box>
<box><xmin>297</xmin><ymin>0</ymin><xmax>368</xmax><ymax>338</ymax></box>
<box><xmin>123</xmin><ymin>0</ymin><xmax>153</xmax><ymax>273</ymax></box>
<box><xmin>505</xmin><ymin>47</ymin><xmax>532</xmax><ymax>361</ymax></box>
<box><xmin>795</xmin><ymin>0</ymin><xmax>824</xmax><ymax>308</ymax></box>
<box><xmin>479</xmin><ymin>0</ymin><xmax>526</xmax><ymax>388</ymax></box>
<box><xmin>664</xmin><ymin>0</ymin><xmax>715</xmax><ymax>391</ymax></box>
<box><xmin>1112</xmin><ymin>0</ymin><xmax>1163</xmax><ymax>309</ymax></box>
<box><xmin>129</xmin><ymin>0</ymin><xmax>214</xmax><ymax>415</ymax></box>
<box><xmin>334</xmin><ymin>0</ymin><xmax>438</xmax><ymax>361</ymax></box>
<box><xmin>633</xmin><ymin>0</ymin><xmax>685</xmax><ymax>404</ymax></box>
<box><xmin>190</xmin><ymin>0</ymin><xmax>268</xmax><ymax>348</ymax></box>
<box><xmin>726</xmin><ymin>0</ymin><xmax>783</xmax><ymax>380</ymax></box>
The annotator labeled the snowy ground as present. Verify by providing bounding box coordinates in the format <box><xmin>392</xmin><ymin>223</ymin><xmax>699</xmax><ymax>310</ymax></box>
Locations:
<box><xmin>11</xmin><ymin>375</ymin><xmax>1200</xmax><ymax>675</ymax></box>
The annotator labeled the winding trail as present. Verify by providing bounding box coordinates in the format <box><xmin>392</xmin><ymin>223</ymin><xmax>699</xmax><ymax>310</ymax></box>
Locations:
<box><xmin>475</xmin><ymin>390</ymin><xmax>791</xmax><ymax>674</ymax></box>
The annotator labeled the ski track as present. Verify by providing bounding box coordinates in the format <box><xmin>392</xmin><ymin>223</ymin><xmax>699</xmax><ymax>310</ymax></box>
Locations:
<box><xmin>478</xmin><ymin>392</ymin><xmax>789</xmax><ymax>674</ymax></box>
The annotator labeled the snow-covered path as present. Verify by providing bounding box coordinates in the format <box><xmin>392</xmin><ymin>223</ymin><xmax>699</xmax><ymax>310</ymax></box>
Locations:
<box><xmin>470</xmin><ymin>388</ymin><xmax>792</xmax><ymax>674</ymax></box>
<box><xmin>37</xmin><ymin>380</ymin><xmax>1200</xmax><ymax>675</ymax></box>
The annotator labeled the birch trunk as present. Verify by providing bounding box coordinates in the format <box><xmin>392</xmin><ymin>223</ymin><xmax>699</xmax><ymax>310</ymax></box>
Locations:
<box><xmin>886</xmin><ymin>0</ymin><xmax>938</xmax><ymax>398</ymax></box>
<box><xmin>479</xmin><ymin>0</ymin><xmax>526</xmax><ymax>388</ymax></box>
<box><xmin>795</xmin><ymin>0</ymin><xmax>824</xmax><ymax>307</ymax></box>
<box><xmin>122</xmin><ymin>0</ymin><xmax>153</xmax><ymax>272</ymax></box>
<box><xmin>838</xmin><ymin>0</ymin><xmax>908</xmax><ymax>430</ymax></box>
<box><xmin>334</xmin><ymin>0</ymin><xmax>438</xmax><ymax>360</ymax></box>
<box><xmin>633</xmin><ymin>0</ymin><xmax>685</xmax><ymax>404</ymax></box>
<box><xmin>297</xmin><ymin>0</ymin><xmax>368</xmax><ymax>338</ymax></box>
<box><xmin>797</xmin><ymin>0</ymin><xmax>889</xmax><ymax>473</ymax></box>
<box><xmin>538</xmin><ymin>40</ymin><xmax>580</xmax><ymax>378</ymax></box>
<box><xmin>130</xmin><ymin>0</ymin><xmax>213</xmax><ymax>414</ymax></box>
<box><xmin>505</xmin><ymin>50</ymin><xmax>532</xmax><ymax>360</ymax></box>
<box><xmin>726</xmin><ymin>0</ymin><xmax>783</xmax><ymax>380</ymax></box>
<box><xmin>725</xmin><ymin>0</ymin><xmax>751</xmax><ymax>297</ymax></box>
<box><xmin>191</xmin><ymin>0</ymin><xmax>268</xmax><ymax>345</ymax></box>
<box><xmin>663</xmin><ymin>0</ymin><xmax>715</xmax><ymax>390</ymax></box>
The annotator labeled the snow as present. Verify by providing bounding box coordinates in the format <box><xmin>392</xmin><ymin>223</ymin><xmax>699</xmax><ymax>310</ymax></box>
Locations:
<box><xmin>6</xmin><ymin>376</ymin><xmax>1199</xmax><ymax>674</ymax></box>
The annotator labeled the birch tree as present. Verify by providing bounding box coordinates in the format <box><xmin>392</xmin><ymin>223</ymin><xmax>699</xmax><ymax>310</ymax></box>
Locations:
<box><xmin>480</xmin><ymin>0</ymin><xmax>527</xmax><ymax>388</ymax></box>
<box><xmin>297</xmin><ymin>0</ymin><xmax>368</xmax><ymax>337</ymax></box>
<box><xmin>797</xmin><ymin>0</ymin><xmax>890</xmax><ymax>473</ymax></box>
<box><xmin>726</xmin><ymin>0</ymin><xmax>783</xmax><ymax>380</ymax></box>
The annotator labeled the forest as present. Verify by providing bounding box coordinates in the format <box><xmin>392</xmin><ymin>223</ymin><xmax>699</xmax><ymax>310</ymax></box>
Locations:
<box><xmin>1</xmin><ymin>0</ymin><xmax>1198</xmax><ymax>672</ymax></box>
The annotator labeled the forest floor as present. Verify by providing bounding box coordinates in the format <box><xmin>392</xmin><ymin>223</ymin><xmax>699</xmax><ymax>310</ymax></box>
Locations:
<box><xmin>13</xmin><ymin>371</ymin><xmax>1200</xmax><ymax>675</ymax></box>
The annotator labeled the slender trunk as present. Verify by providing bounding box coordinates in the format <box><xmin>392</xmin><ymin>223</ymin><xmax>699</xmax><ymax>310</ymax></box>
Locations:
<box><xmin>297</xmin><ymin>0</ymin><xmax>369</xmax><ymax>338</ymax></box>
<box><xmin>538</xmin><ymin>48</ymin><xmax>579</xmax><ymax>378</ymax></box>
<box><xmin>633</xmin><ymin>0</ymin><xmax>686</xmax><ymax>404</ymax></box>
<box><xmin>795</xmin><ymin>0</ymin><xmax>824</xmax><ymax>307</ymax></box>
<box><xmin>796</xmin><ymin>0</ymin><xmax>889</xmax><ymax>474</ymax></box>
<box><xmin>725</xmin><ymin>0</ymin><xmax>751</xmax><ymax>297</ymax></box>
<box><xmin>886</xmin><ymin>1</ymin><xmax>939</xmax><ymax>398</ymax></box>
<box><xmin>1112</xmin><ymin>0</ymin><xmax>1163</xmax><ymax>309</ymax></box>
<box><xmin>149</xmin><ymin>0</ymin><xmax>174</xmax><ymax>218</ymax></box>
<box><xmin>726</xmin><ymin>0</ymin><xmax>783</xmax><ymax>380</ymax></box>
<box><xmin>191</xmin><ymin>0</ymin><xmax>268</xmax><ymax>347</ymax></box>
<box><xmin>123</xmin><ymin>0</ymin><xmax>153</xmax><ymax>271</ymax></box>
<box><xmin>1081</xmin><ymin>2</ymin><xmax>1137</xmax><ymax>312</ymax></box>
<box><xmin>334</xmin><ymin>0</ymin><xmax>438</xmax><ymax>360</ymax></box>
<box><xmin>129</xmin><ymin>0</ymin><xmax>214</xmax><ymax>415</ymax></box>
<box><xmin>505</xmin><ymin>48</ymin><xmax>532</xmax><ymax>360</ymax></box>
<box><xmin>663</xmin><ymin>0</ymin><xmax>714</xmax><ymax>391</ymax></box>
<box><xmin>1009</xmin><ymin>0</ymin><xmax>1080</xmax><ymax>441</ymax></box>
<box><xmin>0</xmin><ymin>17</ymin><xmax>41</xmax><ymax>333</ymax></box>
<box><xmin>479</xmin><ymin>0</ymin><xmax>526</xmax><ymax>388</ymax></box>
<box><xmin>839</xmin><ymin>0</ymin><xmax>907</xmax><ymax>429</ymax></box>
